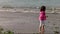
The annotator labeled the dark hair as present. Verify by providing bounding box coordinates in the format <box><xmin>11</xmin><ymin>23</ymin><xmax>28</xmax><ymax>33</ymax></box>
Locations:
<box><xmin>40</xmin><ymin>6</ymin><xmax>46</xmax><ymax>11</ymax></box>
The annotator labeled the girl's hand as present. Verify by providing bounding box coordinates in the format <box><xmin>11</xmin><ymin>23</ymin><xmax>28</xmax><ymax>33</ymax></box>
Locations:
<box><xmin>46</xmin><ymin>16</ymin><xmax>48</xmax><ymax>17</ymax></box>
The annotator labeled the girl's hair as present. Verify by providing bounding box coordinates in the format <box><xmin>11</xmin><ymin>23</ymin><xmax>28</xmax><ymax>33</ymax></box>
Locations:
<box><xmin>40</xmin><ymin>6</ymin><xmax>46</xmax><ymax>11</ymax></box>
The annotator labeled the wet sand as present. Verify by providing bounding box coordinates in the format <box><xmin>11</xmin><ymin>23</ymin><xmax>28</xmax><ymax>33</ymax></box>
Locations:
<box><xmin>0</xmin><ymin>9</ymin><xmax>60</xmax><ymax>34</ymax></box>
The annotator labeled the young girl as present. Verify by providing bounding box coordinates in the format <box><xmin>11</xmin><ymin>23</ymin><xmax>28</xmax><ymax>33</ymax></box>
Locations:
<box><xmin>39</xmin><ymin>6</ymin><xmax>46</xmax><ymax>34</ymax></box>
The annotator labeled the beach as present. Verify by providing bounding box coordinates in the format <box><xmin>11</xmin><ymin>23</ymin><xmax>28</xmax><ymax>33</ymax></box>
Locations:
<box><xmin>0</xmin><ymin>8</ymin><xmax>60</xmax><ymax>34</ymax></box>
<box><xmin>0</xmin><ymin>0</ymin><xmax>60</xmax><ymax>34</ymax></box>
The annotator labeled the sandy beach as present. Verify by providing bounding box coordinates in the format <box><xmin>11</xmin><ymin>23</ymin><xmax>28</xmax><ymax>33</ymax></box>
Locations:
<box><xmin>0</xmin><ymin>8</ymin><xmax>60</xmax><ymax>34</ymax></box>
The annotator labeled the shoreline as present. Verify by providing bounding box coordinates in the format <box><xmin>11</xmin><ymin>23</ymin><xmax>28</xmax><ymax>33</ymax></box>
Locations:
<box><xmin>0</xmin><ymin>8</ymin><xmax>60</xmax><ymax>13</ymax></box>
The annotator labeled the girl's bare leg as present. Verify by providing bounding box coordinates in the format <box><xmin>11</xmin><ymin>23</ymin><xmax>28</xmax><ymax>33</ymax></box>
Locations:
<box><xmin>39</xmin><ymin>26</ymin><xmax>42</xmax><ymax>34</ymax></box>
<box><xmin>41</xmin><ymin>25</ymin><xmax>44</xmax><ymax>34</ymax></box>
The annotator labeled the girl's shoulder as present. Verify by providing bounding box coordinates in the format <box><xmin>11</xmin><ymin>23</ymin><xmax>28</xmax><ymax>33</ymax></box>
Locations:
<box><xmin>40</xmin><ymin>11</ymin><xmax>45</xmax><ymax>14</ymax></box>
<box><xmin>40</xmin><ymin>11</ymin><xmax>44</xmax><ymax>13</ymax></box>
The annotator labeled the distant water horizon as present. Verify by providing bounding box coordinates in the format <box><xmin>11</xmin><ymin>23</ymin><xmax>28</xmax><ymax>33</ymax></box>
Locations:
<box><xmin>0</xmin><ymin>0</ymin><xmax>60</xmax><ymax>8</ymax></box>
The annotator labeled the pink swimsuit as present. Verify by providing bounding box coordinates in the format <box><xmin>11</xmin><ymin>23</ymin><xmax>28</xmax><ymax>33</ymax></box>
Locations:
<box><xmin>39</xmin><ymin>11</ymin><xmax>46</xmax><ymax>20</ymax></box>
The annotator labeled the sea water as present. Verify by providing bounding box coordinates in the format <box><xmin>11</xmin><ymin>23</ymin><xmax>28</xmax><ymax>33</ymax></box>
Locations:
<box><xmin>0</xmin><ymin>0</ymin><xmax>60</xmax><ymax>7</ymax></box>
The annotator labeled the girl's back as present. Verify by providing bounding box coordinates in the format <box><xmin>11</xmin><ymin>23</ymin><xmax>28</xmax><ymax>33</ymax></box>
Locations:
<box><xmin>39</xmin><ymin>11</ymin><xmax>46</xmax><ymax>20</ymax></box>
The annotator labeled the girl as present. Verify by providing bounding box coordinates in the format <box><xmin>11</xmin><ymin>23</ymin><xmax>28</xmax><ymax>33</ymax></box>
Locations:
<box><xmin>39</xmin><ymin>6</ymin><xmax>46</xmax><ymax>34</ymax></box>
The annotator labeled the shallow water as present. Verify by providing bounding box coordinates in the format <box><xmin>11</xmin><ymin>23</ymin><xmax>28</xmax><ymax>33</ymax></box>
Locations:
<box><xmin>0</xmin><ymin>0</ymin><xmax>60</xmax><ymax>7</ymax></box>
